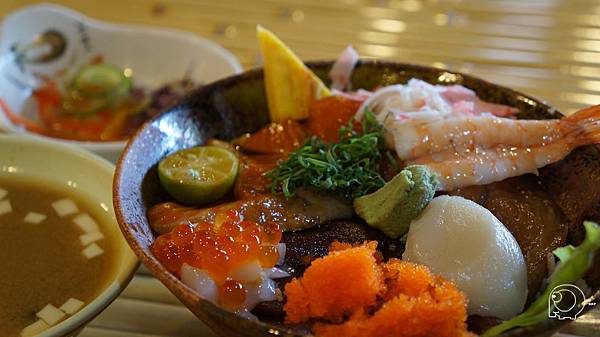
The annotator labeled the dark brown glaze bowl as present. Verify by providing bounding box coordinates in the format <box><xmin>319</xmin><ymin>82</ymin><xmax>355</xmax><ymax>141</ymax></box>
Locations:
<box><xmin>113</xmin><ymin>61</ymin><xmax>599</xmax><ymax>337</ymax></box>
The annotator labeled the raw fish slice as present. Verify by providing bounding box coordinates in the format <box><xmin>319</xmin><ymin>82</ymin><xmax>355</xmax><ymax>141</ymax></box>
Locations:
<box><xmin>235</xmin><ymin>120</ymin><xmax>306</xmax><ymax>155</ymax></box>
<box><xmin>147</xmin><ymin>188</ymin><xmax>353</xmax><ymax>234</ymax></box>
<box><xmin>233</xmin><ymin>154</ymin><xmax>282</xmax><ymax>199</ymax></box>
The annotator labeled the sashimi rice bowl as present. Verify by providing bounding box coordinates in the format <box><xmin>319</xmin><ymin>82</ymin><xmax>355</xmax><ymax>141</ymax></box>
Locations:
<box><xmin>114</xmin><ymin>26</ymin><xmax>600</xmax><ymax>337</ymax></box>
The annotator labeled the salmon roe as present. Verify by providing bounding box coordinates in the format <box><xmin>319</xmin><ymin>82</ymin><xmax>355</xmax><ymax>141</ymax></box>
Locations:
<box><xmin>151</xmin><ymin>210</ymin><xmax>284</xmax><ymax>309</ymax></box>
<box><xmin>219</xmin><ymin>280</ymin><xmax>247</xmax><ymax>310</ymax></box>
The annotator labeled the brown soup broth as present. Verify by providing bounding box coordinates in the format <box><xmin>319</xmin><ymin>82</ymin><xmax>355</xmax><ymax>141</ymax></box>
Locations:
<box><xmin>0</xmin><ymin>176</ymin><xmax>117</xmax><ymax>336</ymax></box>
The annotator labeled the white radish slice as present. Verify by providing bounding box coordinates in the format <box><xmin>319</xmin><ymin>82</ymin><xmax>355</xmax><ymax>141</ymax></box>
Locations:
<box><xmin>73</xmin><ymin>213</ymin><xmax>99</xmax><ymax>233</ymax></box>
<box><xmin>59</xmin><ymin>298</ymin><xmax>84</xmax><ymax>315</ymax></box>
<box><xmin>264</xmin><ymin>267</ymin><xmax>290</xmax><ymax>279</ymax></box>
<box><xmin>180</xmin><ymin>264</ymin><xmax>218</xmax><ymax>304</ymax></box>
<box><xmin>36</xmin><ymin>304</ymin><xmax>65</xmax><ymax>326</ymax></box>
<box><xmin>230</xmin><ymin>260</ymin><xmax>262</xmax><ymax>282</ymax></box>
<box><xmin>79</xmin><ymin>231</ymin><xmax>104</xmax><ymax>246</ymax></box>
<box><xmin>82</xmin><ymin>243</ymin><xmax>104</xmax><ymax>259</ymax></box>
<box><xmin>275</xmin><ymin>243</ymin><xmax>286</xmax><ymax>266</ymax></box>
<box><xmin>24</xmin><ymin>212</ymin><xmax>46</xmax><ymax>224</ymax></box>
<box><xmin>51</xmin><ymin>198</ymin><xmax>78</xmax><ymax>217</ymax></box>
<box><xmin>20</xmin><ymin>319</ymin><xmax>50</xmax><ymax>337</ymax></box>
<box><xmin>0</xmin><ymin>187</ymin><xmax>7</xmax><ymax>200</ymax></box>
<box><xmin>0</xmin><ymin>199</ymin><xmax>11</xmax><ymax>215</ymax></box>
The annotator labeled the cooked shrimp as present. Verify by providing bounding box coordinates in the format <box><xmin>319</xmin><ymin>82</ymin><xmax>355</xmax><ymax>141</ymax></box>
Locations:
<box><xmin>408</xmin><ymin>105</ymin><xmax>600</xmax><ymax>190</ymax></box>
<box><xmin>386</xmin><ymin>115</ymin><xmax>572</xmax><ymax>160</ymax></box>
<box><xmin>357</xmin><ymin>80</ymin><xmax>600</xmax><ymax>190</ymax></box>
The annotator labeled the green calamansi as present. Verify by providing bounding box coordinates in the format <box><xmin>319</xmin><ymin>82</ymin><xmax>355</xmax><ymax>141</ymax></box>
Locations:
<box><xmin>158</xmin><ymin>146</ymin><xmax>239</xmax><ymax>205</ymax></box>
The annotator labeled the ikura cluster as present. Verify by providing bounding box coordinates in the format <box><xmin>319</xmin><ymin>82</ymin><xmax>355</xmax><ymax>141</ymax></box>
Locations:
<box><xmin>151</xmin><ymin>210</ymin><xmax>289</xmax><ymax>317</ymax></box>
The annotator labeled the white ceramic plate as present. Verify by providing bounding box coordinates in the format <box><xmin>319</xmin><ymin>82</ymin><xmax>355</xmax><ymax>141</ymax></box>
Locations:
<box><xmin>0</xmin><ymin>4</ymin><xmax>242</xmax><ymax>162</ymax></box>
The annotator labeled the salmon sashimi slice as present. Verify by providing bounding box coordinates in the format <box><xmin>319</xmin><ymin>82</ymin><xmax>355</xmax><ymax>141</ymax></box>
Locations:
<box><xmin>235</xmin><ymin>119</ymin><xmax>307</xmax><ymax>155</ymax></box>
<box><xmin>307</xmin><ymin>96</ymin><xmax>364</xmax><ymax>143</ymax></box>
<box><xmin>147</xmin><ymin>188</ymin><xmax>353</xmax><ymax>235</ymax></box>
<box><xmin>234</xmin><ymin>154</ymin><xmax>282</xmax><ymax>199</ymax></box>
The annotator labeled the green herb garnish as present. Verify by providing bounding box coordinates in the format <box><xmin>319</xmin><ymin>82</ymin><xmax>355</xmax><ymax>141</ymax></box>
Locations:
<box><xmin>266</xmin><ymin>110</ymin><xmax>393</xmax><ymax>199</ymax></box>
<box><xmin>483</xmin><ymin>221</ymin><xmax>600</xmax><ymax>336</ymax></box>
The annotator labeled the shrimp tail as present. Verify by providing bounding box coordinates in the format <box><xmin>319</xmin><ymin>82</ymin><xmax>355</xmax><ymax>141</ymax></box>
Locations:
<box><xmin>565</xmin><ymin>105</ymin><xmax>600</xmax><ymax>145</ymax></box>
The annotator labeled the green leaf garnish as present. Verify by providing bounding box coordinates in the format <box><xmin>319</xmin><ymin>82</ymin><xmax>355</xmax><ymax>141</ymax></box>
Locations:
<box><xmin>483</xmin><ymin>221</ymin><xmax>600</xmax><ymax>336</ymax></box>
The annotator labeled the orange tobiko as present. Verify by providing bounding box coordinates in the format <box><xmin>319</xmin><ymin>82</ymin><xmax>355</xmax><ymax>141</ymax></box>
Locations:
<box><xmin>284</xmin><ymin>241</ymin><xmax>475</xmax><ymax>337</ymax></box>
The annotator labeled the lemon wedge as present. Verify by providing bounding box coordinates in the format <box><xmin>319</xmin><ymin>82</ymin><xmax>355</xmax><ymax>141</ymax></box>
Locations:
<box><xmin>257</xmin><ymin>25</ymin><xmax>331</xmax><ymax>122</ymax></box>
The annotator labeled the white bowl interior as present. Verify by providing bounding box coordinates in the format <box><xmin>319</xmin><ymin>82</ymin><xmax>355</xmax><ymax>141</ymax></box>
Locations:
<box><xmin>0</xmin><ymin>4</ymin><xmax>242</xmax><ymax>162</ymax></box>
<box><xmin>0</xmin><ymin>134</ymin><xmax>138</xmax><ymax>337</ymax></box>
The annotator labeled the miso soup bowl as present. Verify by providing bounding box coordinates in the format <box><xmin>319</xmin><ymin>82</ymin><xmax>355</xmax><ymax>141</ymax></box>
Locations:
<box><xmin>0</xmin><ymin>134</ymin><xmax>139</xmax><ymax>337</ymax></box>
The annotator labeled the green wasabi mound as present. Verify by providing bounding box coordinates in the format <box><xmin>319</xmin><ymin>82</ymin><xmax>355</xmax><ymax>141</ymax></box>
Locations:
<box><xmin>353</xmin><ymin>165</ymin><xmax>438</xmax><ymax>239</ymax></box>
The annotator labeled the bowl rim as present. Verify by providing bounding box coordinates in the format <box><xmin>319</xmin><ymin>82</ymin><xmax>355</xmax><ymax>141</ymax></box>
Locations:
<box><xmin>113</xmin><ymin>59</ymin><xmax>596</xmax><ymax>337</ymax></box>
<box><xmin>0</xmin><ymin>133</ymin><xmax>139</xmax><ymax>337</ymax></box>
<box><xmin>0</xmin><ymin>3</ymin><xmax>243</xmax><ymax>150</ymax></box>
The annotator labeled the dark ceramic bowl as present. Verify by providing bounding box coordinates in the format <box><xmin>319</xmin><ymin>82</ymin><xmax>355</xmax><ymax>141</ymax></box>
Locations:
<box><xmin>113</xmin><ymin>61</ymin><xmax>600</xmax><ymax>337</ymax></box>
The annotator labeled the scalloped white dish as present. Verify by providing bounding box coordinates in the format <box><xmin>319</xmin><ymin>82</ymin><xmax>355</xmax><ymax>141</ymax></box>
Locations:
<box><xmin>0</xmin><ymin>4</ymin><xmax>242</xmax><ymax>162</ymax></box>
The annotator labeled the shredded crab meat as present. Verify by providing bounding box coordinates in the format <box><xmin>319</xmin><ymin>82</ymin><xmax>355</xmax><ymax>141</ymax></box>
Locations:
<box><xmin>329</xmin><ymin>45</ymin><xmax>359</xmax><ymax>91</ymax></box>
<box><xmin>357</xmin><ymin>78</ymin><xmax>517</xmax><ymax>123</ymax></box>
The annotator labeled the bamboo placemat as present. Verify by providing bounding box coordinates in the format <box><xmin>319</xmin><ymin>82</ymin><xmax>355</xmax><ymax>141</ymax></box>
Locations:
<box><xmin>2</xmin><ymin>0</ymin><xmax>600</xmax><ymax>336</ymax></box>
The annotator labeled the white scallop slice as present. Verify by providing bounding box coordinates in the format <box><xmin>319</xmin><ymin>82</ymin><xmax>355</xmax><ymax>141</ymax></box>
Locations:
<box><xmin>59</xmin><ymin>298</ymin><xmax>84</xmax><ymax>315</ymax></box>
<box><xmin>230</xmin><ymin>260</ymin><xmax>262</xmax><ymax>283</ymax></box>
<box><xmin>403</xmin><ymin>195</ymin><xmax>528</xmax><ymax>320</ymax></box>
<box><xmin>275</xmin><ymin>243</ymin><xmax>286</xmax><ymax>266</ymax></box>
<box><xmin>36</xmin><ymin>304</ymin><xmax>65</xmax><ymax>326</ymax></box>
<box><xmin>51</xmin><ymin>198</ymin><xmax>78</xmax><ymax>217</ymax></box>
<box><xmin>0</xmin><ymin>199</ymin><xmax>11</xmax><ymax>215</ymax></box>
<box><xmin>264</xmin><ymin>267</ymin><xmax>291</xmax><ymax>279</ymax></box>
<box><xmin>180</xmin><ymin>264</ymin><xmax>218</xmax><ymax>304</ymax></box>
<box><xmin>79</xmin><ymin>231</ymin><xmax>104</xmax><ymax>246</ymax></box>
<box><xmin>20</xmin><ymin>319</ymin><xmax>50</xmax><ymax>337</ymax></box>
<box><xmin>82</xmin><ymin>243</ymin><xmax>104</xmax><ymax>259</ymax></box>
<box><xmin>24</xmin><ymin>212</ymin><xmax>46</xmax><ymax>224</ymax></box>
<box><xmin>73</xmin><ymin>213</ymin><xmax>99</xmax><ymax>233</ymax></box>
<box><xmin>243</xmin><ymin>272</ymin><xmax>278</xmax><ymax>311</ymax></box>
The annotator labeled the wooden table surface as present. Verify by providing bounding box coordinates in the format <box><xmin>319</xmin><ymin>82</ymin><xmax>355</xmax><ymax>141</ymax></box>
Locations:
<box><xmin>2</xmin><ymin>0</ymin><xmax>600</xmax><ymax>336</ymax></box>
